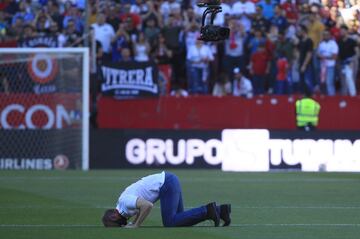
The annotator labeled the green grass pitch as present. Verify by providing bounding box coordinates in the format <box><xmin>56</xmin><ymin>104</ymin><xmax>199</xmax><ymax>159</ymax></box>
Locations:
<box><xmin>0</xmin><ymin>169</ymin><xmax>360</xmax><ymax>239</ymax></box>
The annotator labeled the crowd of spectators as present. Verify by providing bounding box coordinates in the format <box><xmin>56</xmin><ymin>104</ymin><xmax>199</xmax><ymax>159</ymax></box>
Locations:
<box><xmin>1</xmin><ymin>0</ymin><xmax>360</xmax><ymax>97</ymax></box>
<box><xmin>0</xmin><ymin>0</ymin><xmax>86</xmax><ymax>47</ymax></box>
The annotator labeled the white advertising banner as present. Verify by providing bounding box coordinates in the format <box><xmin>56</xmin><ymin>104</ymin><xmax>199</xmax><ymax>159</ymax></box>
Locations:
<box><xmin>221</xmin><ymin>129</ymin><xmax>360</xmax><ymax>172</ymax></box>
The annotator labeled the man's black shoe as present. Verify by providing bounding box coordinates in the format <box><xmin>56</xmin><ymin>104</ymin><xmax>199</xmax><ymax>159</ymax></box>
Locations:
<box><xmin>206</xmin><ymin>202</ymin><xmax>220</xmax><ymax>227</ymax></box>
<box><xmin>220</xmin><ymin>204</ymin><xmax>231</xmax><ymax>226</ymax></box>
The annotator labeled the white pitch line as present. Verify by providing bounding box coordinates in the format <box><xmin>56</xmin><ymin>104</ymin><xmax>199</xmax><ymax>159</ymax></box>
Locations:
<box><xmin>231</xmin><ymin>223</ymin><xmax>360</xmax><ymax>227</ymax></box>
<box><xmin>230</xmin><ymin>206</ymin><xmax>360</xmax><ymax>209</ymax></box>
<box><xmin>1</xmin><ymin>205</ymin><xmax>360</xmax><ymax>210</ymax></box>
<box><xmin>0</xmin><ymin>176</ymin><xmax>138</xmax><ymax>181</ymax></box>
<box><xmin>0</xmin><ymin>224</ymin><xmax>99</xmax><ymax>228</ymax></box>
<box><xmin>137</xmin><ymin>205</ymin><xmax>360</xmax><ymax>210</ymax></box>
<box><xmin>0</xmin><ymin>176</ymin><xmax>359</xmax><ymax>183</ymax></box>
<box><xmin>0</xmin><ymin>223</ymin><xmax>360</xmax><ymax>228</ymax></box>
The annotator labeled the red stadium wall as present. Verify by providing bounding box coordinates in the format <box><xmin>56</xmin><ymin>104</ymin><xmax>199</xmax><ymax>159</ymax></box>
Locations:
<box><xmin>97</xmin><ymin>95</ymin><xmax>360</xmax><ymax>130</ymax></box>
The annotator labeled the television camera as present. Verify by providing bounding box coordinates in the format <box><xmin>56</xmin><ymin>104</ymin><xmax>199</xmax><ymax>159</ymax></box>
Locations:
<box><xmin>198</xmin><ymin>0</ymin><xmax>230</xmax><ymax>41</ymax></box>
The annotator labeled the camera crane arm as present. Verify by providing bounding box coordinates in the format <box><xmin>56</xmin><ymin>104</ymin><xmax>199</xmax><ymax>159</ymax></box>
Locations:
<box><xmin>198</xmin><ymin>1</ymin><xmax>230</xmax><ymax>41</ymax></box>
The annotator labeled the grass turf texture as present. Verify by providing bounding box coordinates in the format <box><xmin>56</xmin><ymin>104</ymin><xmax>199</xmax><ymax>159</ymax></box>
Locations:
<box><xmin>0</xmin><ymin>170</ymin><xmax>360</xmax><ymax>239</ymax></box>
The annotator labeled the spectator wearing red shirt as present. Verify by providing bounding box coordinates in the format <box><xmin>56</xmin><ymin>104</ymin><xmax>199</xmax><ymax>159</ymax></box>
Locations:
<box><xmin>275</xmin><ymin>51</ymin><xmax>289</xmax><ymax>94</ymax></box>
<box><xmin>249</xmin><ymin>43</ymin><xmax>270</xmax><ymax>94</ymax></box>
<box><xmin>0</xmin><ymin>2</ymin><xmax>8</xmax><ymax>11</ymax></box>
<box><xmin>280</xmin><ymin>0</ymin><xmax>298</xmax><ymax>22</ymax></box>
<box><xmin>325</xmin><ymin>19</ymin><xmax>341</xmax><ymax>42</ymax></box>
<box><xmin>120</xmin><ymin>3</ymin><xmax>142</xmax><ymax>31</ymax></box>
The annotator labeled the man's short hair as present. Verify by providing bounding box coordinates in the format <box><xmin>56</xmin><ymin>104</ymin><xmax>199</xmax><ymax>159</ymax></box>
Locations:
<box><xmin>299</xmin><ymin>24</ymin><xmax>308</xmax><ymax>33</ymax></box>
<box><xmin>340</xmin><ymin>24</ymin><xmax>349</xmax><ymax>31</ymax></box>
<box><xmin>102</xmin><ymin>209</ymin><xmax>127</xmax><ymax>227</ymax></box>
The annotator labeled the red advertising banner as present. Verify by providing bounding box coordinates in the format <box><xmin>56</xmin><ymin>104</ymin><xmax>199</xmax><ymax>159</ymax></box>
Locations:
<box><xmin>0</xmin><ymin>93</ymin><xmax>82</xmax><ymax>129</ymax></box>
<box><xmin>97</xmin><ymin>95</ymin><xmax>360</xmax><ymax>130</ymax></box>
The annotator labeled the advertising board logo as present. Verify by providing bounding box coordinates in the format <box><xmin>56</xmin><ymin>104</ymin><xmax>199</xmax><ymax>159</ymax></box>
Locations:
<box><xmin>27</xmin><ymin>53</ymin><xmax>58</xmax><ymax>84</ymax></box>
<box><xmin>101</xmin><ymin>66</ymin><xmax>158</xmax><ymax>93</ymax></box>
<box><xmin>0</xmin><ymin>158</ymin><xmax>52</xmax><ymax>170</ymax></box>
<box><xmin>126</xmin><ymin>138</ymin><xmax>222</xmax><ymax>166</ymax></box>
<box><xmin>53</xmin><ymin>155</ymin><xmax>70</xmax><ymax>170</ymax></box>
<box><xmin>124</xmin><ymin>130</ymin><xmax>360</xmax><ymax>172</ymax></box>
<box><xmin>0</xmin><ymin>104</ymin><xmax>73</xmax><ymax>129</ymax></box>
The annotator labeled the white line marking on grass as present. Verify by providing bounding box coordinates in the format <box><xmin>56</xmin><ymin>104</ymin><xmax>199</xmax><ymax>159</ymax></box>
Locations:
<box><xmin>182</xmin><ymin>178</ymin><xmax>360</xmax><ymax>183</ymax></box>
<box><xmin>2</xmin><ymin>205</ymin><xmax>360</xmax><ymax>210</ymax></box>
<box><xmin>1</xmin><ymin>223</ymin><xmax>360</xmax><ymax>228</ymax></box>
<box><xmin>232</xmin><ymin>224</ymin><xmax>360</xmax><ymax>227</ymax></box>
<box><xmin>0</xmin><ymin>176</ymin><xmax>139</xmax><ymax>181</ymax></box>
<box><xmin>167</xmin><ymin>206</ymin><xmax>360</xmax><ymax>210</ymax></box>
<box><xmin>231</xmin><ymin>206</ymin><xmax>360</xmax><ymax>210</ymax></box>
<box><xmin>83</xmin><ymin>205</ymin><xmax>360</xmax><ymax>210</ymax></box>
<box><xmin>0</xmin><ymin>177</ymin><xmax>359</xmax><ymax>183</ymax></box>
<box><xmin>0</xmin><ymin>224</ymin><xmax>100</xmax><ymax>228</ymax></box>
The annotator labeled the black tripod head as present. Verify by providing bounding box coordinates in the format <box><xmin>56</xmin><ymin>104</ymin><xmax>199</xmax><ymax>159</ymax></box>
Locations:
<box><xmin>198</xmin><ymin>1</ymin><xmax>230</xmax><ymax>41</ymax></box>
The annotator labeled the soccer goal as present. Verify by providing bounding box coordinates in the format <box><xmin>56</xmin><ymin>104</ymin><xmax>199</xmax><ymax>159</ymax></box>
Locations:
<box><xmin>0</xmin><ymin>48</ymin><xmax>89</xmax><ymax>170</ymax></box>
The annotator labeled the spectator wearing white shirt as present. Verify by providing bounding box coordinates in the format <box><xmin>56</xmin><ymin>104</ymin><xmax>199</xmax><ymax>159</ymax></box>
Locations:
<box><xmin>212</xmin><ymin>73</ymin><xmax>232</xmax><ymax>96</ymax></box>
<box><xmin>186</xmin><ymin>40</ymin><xmax>214</xmax><ymax>94</ymax></box>
<box><xmin>231</xmin><ymin>0</ymin><xmax>256</xmax><ymax>32</ymax></box>
<box><xmin>130</xmin><ymin>0</ymin><xmax>149</xmax><ymax>15</ymax></box>
<box><xmin>133</xmin><ymin>32</ymin><xmax>150</xmax><ymax>62</ymax></box>
<box><xmin>214</xmin><ymin>0</ymin><xmax>232</xmax><ymax>26</ymax></box>
<box><xmin>317</xmin><ymin>29</ymin><xmax>339</xmax><ymax>96</ymax></box>
<box><xmin>232</xmin><ymin>67</ymin><xmax>253</xmax><ymax>98</ymax></box>
<box><xmin>91</xmin><ymin>12</ymin><xmax>115</xmax><ymax>58</ymax></box>
<box><xmin>170</xmin><ymin>84</ymin><xmax>189</xmax><ymax>97</ymax></box>
<box><xmin>160</xmin><ymin>0</ymin><xmax>181</xmax><ymax>24</ymax></box>
<box><xmin>185</xmin><ymin>22</ymin><xmax>200</xmax><ymax>49</ymax></box>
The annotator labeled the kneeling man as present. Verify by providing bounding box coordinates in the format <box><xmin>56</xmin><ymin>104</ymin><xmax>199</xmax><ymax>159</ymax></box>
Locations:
<box><xmin>102</xmin><ymin>171</ymin><xmax>231</xmax><ymax>228</ymax></box>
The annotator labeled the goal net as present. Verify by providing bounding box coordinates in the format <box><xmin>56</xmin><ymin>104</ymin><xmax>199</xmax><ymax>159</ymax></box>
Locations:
<box><xmin>0</xmin><ymin>48</ymin><xmax>89</xmax><ymax>170</ymax></box>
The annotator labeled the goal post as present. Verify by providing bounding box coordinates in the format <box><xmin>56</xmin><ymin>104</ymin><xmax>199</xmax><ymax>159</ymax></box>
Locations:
<box><xmin>0</xmin><ymin>48</ymin><xmax>89</xmax><ymax>170</ymax></box>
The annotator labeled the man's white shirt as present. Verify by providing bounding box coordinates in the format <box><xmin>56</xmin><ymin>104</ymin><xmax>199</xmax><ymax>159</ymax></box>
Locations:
<box><xmin>231</xmin><ymin>1</ymin><xmax>256</xmax><ymax>15</ymax></box>
<box><xmin>317</xmin><ymin>39</ymin><xmax>339</xmax><ymax>67</ymax></box>
<box><xmin>225</xmin><ymin>32</ymin><xmax>244</xmax><ymax>57</ymax></box>
<box><xmin>186</xmin><ymin>44</ymin><xmax>214</xmax><ymax>68</ymax></box>
<box><xmin>233</xmin><ymin>76</ymin><xmax>253</xmax><ymax>97</ymax></box>
<box><xmin>116</xmin><ymin>172</ymin><xmax>165</xmax><ymax>218</ymax></box>
<box><xmin>91</xmin><ymin>23</ymin><xmax>115</xmax><ymax>53</ymax></box>
<box><xmin>160</xmin><ymin>1</ymin><xmax>181</xmax><ymax>16</ymax></box>
<box><xmin>231</xmin><ymin>1</ymin><xmax>255</xmax><ymax>32</ymax></box>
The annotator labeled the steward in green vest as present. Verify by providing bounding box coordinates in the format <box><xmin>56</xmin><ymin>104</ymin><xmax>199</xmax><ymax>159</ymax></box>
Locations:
<box><xmin>295</xmin><ymin>95</ymin><xmax>321</xmax><ymax>131</ymax></box>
